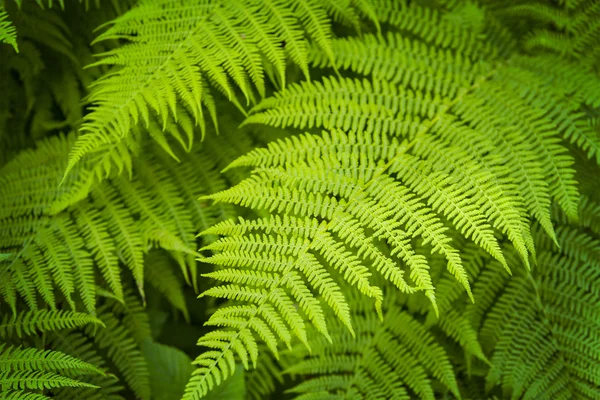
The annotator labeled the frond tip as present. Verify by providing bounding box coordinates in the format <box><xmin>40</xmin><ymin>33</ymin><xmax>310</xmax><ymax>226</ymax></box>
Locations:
<box><xmin>0</xmin><ymin>9</ymin><xmax>18</xmax><ymax>52</ymax></box>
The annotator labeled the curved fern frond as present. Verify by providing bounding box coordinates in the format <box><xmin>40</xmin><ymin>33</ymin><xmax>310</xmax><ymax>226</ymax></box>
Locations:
<box><xmin>187</xmin><ymin>1</ymin><xmax>595</xmax><ymax>396</ymax></box>
<box><xmin>186</xmin><ymin>126</ymin><xmax>533</xmax><ymax>397</ymax></box>
<box><xmin>247</xmin><ymin>55</ymin><xmax>583</xmax><ymax>237</ymax></box>
<box><xmin>64</xmin><ymin>0</ymin><xmax>366</xmax><ymax>177</ymax></box>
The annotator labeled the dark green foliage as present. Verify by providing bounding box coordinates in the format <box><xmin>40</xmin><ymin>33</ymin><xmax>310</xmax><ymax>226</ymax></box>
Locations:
<box><xmin>0</xmin><ymin>0</ymin><xmax>599</xmax><ymax>399</ymax></box>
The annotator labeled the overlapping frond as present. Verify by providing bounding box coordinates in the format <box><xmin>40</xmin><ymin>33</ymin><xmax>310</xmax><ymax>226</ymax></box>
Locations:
<box><xmin>186</xmin><ymin>127</ymin><xmax>520</xmax><ymax>397</ymax></box>
<box><xmin>247</xmin><ymin>40</ymin><xmax>585</xmax><ymax>236</ymax></box>
<box><xmin>0</xmin><ymin>344</ymin><xmax>104</xmax><ymax>397</ymax></box>
<box><xmin>64</xmin><ymin>0</ymin><xmax>369</xmax><ymax>178</ymax></box>
<box><xmin>45</xmin><ymin>287</ymin><xmax>158</xmax><ymax>400</ymax></box>
<box><xmin>284</xmin><ymin>289</ymin><xmax>462</xmax><ymax>400</ymax></box>
<box><xmin>466</xmin><ymin>214</ymin><xmax>600</xmax><ymax>399</ymax></box>
<box><xmin>0</xmin><ymin>130</ymin><xmax>233</xmax><ymax>314</ymax></box>
<box><xmin>501</xmin><ymin>0</ymin><xmax>600</xmax><ymax>67</ymax></box>
<box><xmin>1</xmin><ymin>1</ymin><xmax>598</xmax><ymax>400</ymax></box>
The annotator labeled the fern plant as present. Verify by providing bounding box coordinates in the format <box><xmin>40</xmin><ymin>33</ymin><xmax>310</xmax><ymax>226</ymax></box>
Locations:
<box><xmin>0</xmin><ymin>0</ymin><xmax>599</xmax><ymax>399</ymax></box>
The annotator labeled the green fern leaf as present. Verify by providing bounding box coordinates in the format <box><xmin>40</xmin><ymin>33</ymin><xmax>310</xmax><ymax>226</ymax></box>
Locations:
<box><xmin>64</xmin><ymin>0</ymin><xmax>366</xmax><ymax>178</ymax></box>
<box><xmin>89</xmin><ymin>302</ymin><xmax>151</xmax><ymax>400</ymax></box>
<box><xmin>284</xmin><ymin>289</ymin><xmax>462</xmax><ymax>400</ymax></box>
<box><xmin>467</xmin><ymin>220</ymin><xmax>600</xmax><ymax>399</ymax></box>
<box><xmin>0</xmin><ymin>8</ymin><xmax>18</xmax><ymax>52</ymax></box>
<box><xmin>0</xmin><ymin>344</ymin><xmax>104</xmax><ymax>394</ymax></box>
<box><xmin>0</xmin><ymin>310</ymin><xmax>103</xmax><ymax>339</ymax></box>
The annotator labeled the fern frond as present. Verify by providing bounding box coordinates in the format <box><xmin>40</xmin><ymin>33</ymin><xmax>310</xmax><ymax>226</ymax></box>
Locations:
<box><xmin>0</xmin><ymin>8</ymin><xmax>18</xmax><ymax>52</ymax></box>
<box><xmin>189</xmin><ymin>1</ymin><xmax>597</xmax><ymax>391</ymax></box>
<box><xmin>246</xmin><ymin>65</ymin><xmax>582</xmax><ymax>242</ymax></box>
<box><xmin>0</xmin><ymin>344</ymin><xmax>104</xmax><ymax>394</ymax></box>
<box><xmin>187</xmin><ymin>127</ymin><xmax>530</xmax><ymax>396</ymax></box>
<box><xmin>467</xmin><ymin>219</ymin><xmax>600</xmax><ymax>399</ymax></box>
<box><xmin>64</xmin><ymin>0</ymin><xmax>366</xmax><ymax>177</ymax></box>
<box><xmin>284</xmin><ymin>289</ymin><xmax>462</xmax><ymax>400</ymax></box>
<box><xmin>308</xmin><ymin>32</ymin><xmax>483</xmax><ymax>98</ymax></box>
<box><xmin>370</xmin><ymin>0</ymin><xmax>497</xmax><ymax>59</ymax></box>
<box><xmin>0</xmin><ymin>309</ymin><xmax>103</xmax><ymax>339</ymax></box>
<box><xmin>1</xmin><ymin>129</ymin><xmax>235</xmax><ymax>313</ymax></box>
<box><xmin>0</xmin><ymin>345</ymin><xmax>103</xmax><ymax>376</ymax></box>
<box><xmin>89</xmin><ymin>301</ymin><xmax>150</xmax><ymax>400</ymax></box>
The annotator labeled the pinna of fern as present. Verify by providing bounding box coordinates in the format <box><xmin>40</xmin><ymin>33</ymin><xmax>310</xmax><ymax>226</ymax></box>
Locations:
<box><xmin>0</xmin><ymin>7</ymin><xmax>17</xmax><ymax>52</ymax></box>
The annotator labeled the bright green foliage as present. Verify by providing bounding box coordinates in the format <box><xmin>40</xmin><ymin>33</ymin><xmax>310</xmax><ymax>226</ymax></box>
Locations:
<box><xmin>0</xmin><ymin>8</ymin><xmax>17</xmax><ymax>51</ymax></box>
<box><xmin>0</xmin><ymin>131</ymin><xmax>232</xmax><ymax>314</ymax></box>
<box><xmin>186</xmin><ymin>0</ymin><xmax>599</xmax><ymax>398</ymax></box>
<box><xmin>466</xmin><ymin>214</ymin><xmax>600</xmax><ymax>399</ymax></box>
<box><xmin>0</xmin><ymin>309</ymin><xmax>103</xmax><ymax>338</ymax></box>
<box><xmin>0</xmin><ymin>344</ymin><xmax>104</xmax><ymax>395</ymax></box>
<box><xmin>1</xmin><ymin>0</ymin><xmax>599</xmax><ymax>399</ymax></box>
<box><xmin>285</xmin><ymin>289</ymin><xmax>461</xmax><ymax>400</ymax></box>
<box><xmin>63</xmin><ymin>0</ymin><xmax>369</xmax><ymax>178</ymax></box>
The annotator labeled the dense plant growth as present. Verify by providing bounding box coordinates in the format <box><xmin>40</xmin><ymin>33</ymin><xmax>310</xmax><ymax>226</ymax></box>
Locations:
<box><xmin>1</xmin><ymin>0</ymin><xmax>599</xmax><ymax>399</ymax></box>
